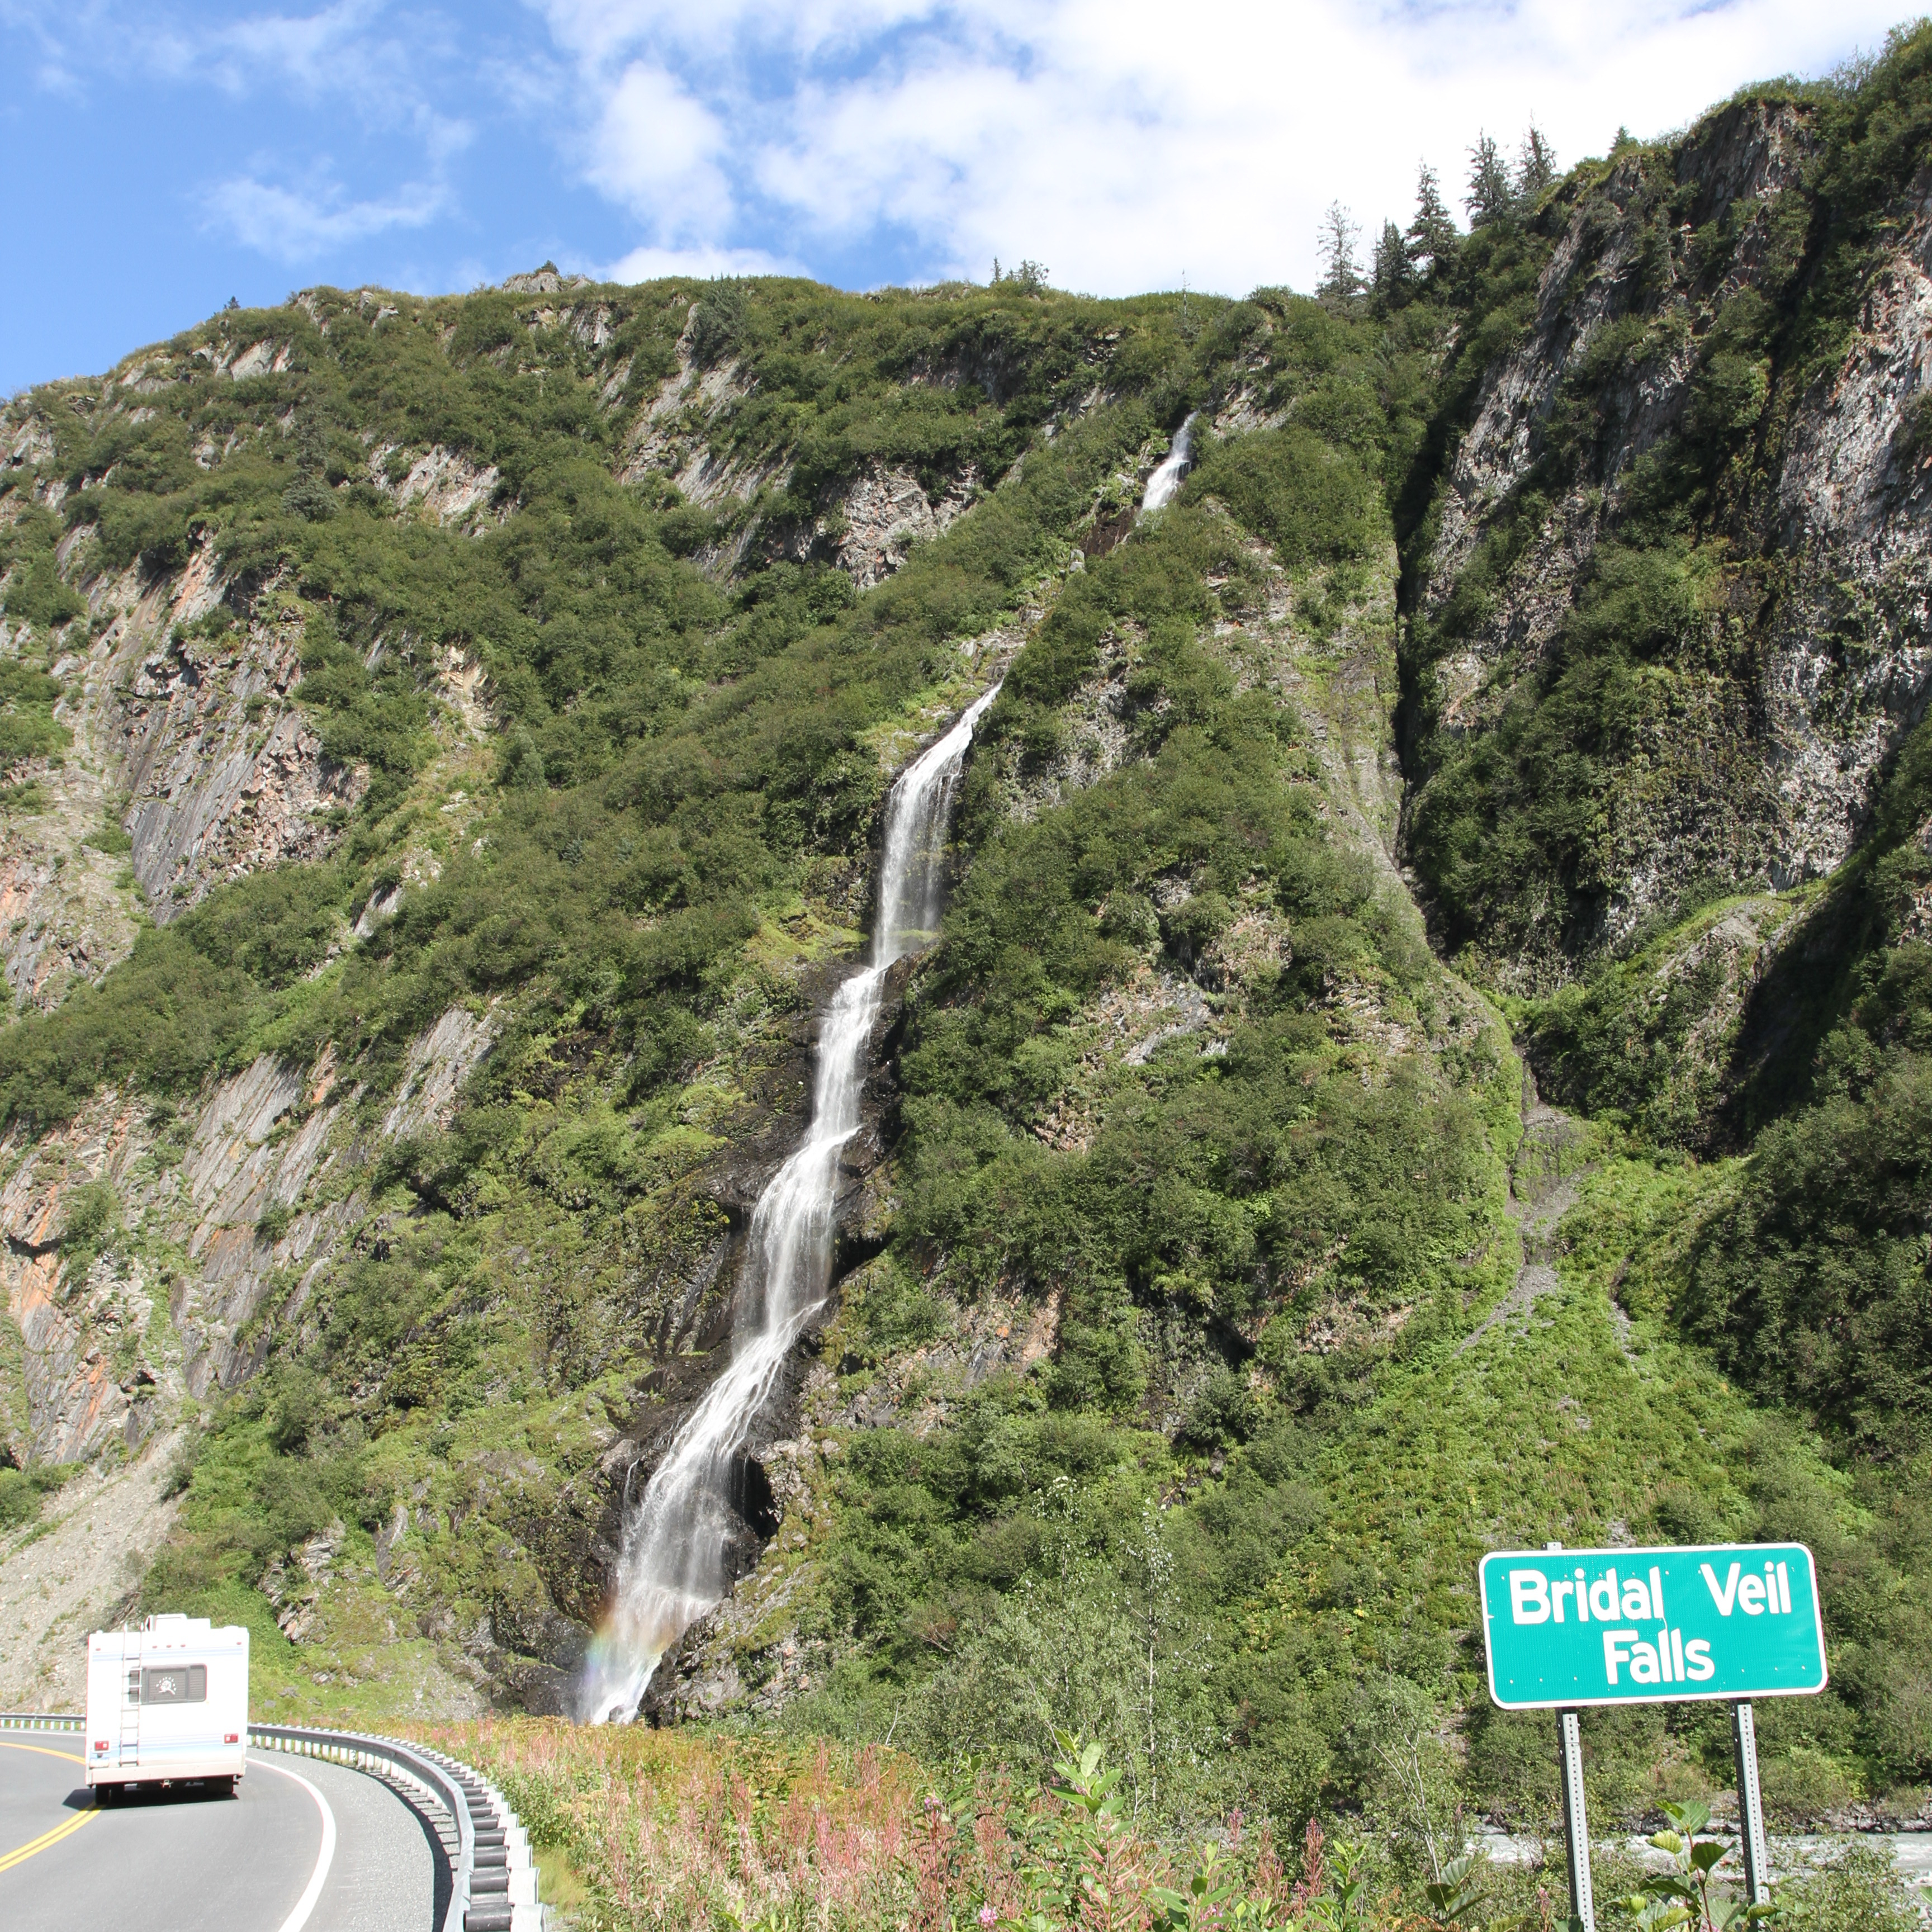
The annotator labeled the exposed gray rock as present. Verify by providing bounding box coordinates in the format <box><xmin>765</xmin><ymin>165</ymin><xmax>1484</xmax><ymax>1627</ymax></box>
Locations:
<box><xmin>380</xmin><ymin>1006</ymin><xmax>496</xmax><ymax>1139</ymax></box>
<box><xmin>500</xmin><ymin>266</ymin><xmax>591</xmax><ymax>295</ymax></box>
<box><xmin>121</xmin><ymin>624</ymin><xmax>366</xmax><ymax>917</ymax></box>
<box><xmin>836</xmin><ymin>462</ymin><xmax>978</xmax><ymax>589</ymax></box>
<box><xmin>0</xmin><ymin>518</ymin><xmax>370</xmax><ymax>993</ymax></box>
<box><xmin>366</xmin><ymin>444</ymin><xmax>508</xmax><ymax>529</ymax></box>
<box><xmin>1410</xmin><ymin>97</ymin><xmax>1932</xmax><ymax>972</ymax></box>
<box><xmin>0</xmin><ymin>998</ymin><xmax>497</xmax><ymax>1461</ymax></box>
<box><xmin>618</xmin><ymin>327</ymin><xmax>760</xmax><ymax>499</ymax></box>
<box><xmin>0</xmin><ymin>605</ymin><xmax>141</xmax><ymax>1009</ymax></box>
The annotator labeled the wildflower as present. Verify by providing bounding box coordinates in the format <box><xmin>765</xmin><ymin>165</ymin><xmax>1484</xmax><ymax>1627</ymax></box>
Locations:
<box><xmin>979</xmin><ymin>1906</ymin><xmax>998</xmax><ymax>1928</ymax></box>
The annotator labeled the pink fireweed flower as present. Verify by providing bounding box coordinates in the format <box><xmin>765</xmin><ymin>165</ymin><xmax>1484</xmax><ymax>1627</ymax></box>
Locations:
<box><xmin>979</xmin><ymin>1906</ymin><xmax>998</xmax><ymax>1928</ymax></box>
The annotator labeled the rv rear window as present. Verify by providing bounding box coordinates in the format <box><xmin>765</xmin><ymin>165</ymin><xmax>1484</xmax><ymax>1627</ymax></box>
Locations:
<box><xmin>138</xmin><ymin>1664</ymin><xmax>207</xmax><ymax>1703</ymax></box>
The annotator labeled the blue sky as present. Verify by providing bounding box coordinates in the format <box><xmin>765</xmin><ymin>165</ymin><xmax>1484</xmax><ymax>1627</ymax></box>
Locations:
<box><xmin>0</xmin><ymin>0</ymin><xmax>1911</xmax><ymax>394</ymax></box>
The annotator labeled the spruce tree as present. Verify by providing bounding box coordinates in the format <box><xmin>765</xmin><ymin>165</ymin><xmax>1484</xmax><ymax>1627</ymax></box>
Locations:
<box><xmin>1406</xmin><ymin>163</ymin><xmax>1459</xmax><ymax>273</ymax></box>
<box><xmin>1317</xmin><ymin>201</ymin><xmax>1362</xmax><ymax>301</ymax></box>
<box><xmin>1466</xmin><ymin>132</ymin><xmax>1515</xmax><ymax>228</ymax></box>
<box><xmin>1371</xmin><ymin>219</ymin><xmax>1413</xmax><ymax>310</ymax></box>
<box><xmin>1517</xmin><ymin>122</ymin><xmax>1557</xmax><ymax>203</ymax></box>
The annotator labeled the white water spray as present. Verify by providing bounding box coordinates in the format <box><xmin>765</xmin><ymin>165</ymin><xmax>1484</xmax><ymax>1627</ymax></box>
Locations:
<box><xmin>578</xmin><ymin>682</ymin><xmax>1003</xmax><ymax>1725</ymax></box>
<box><xmin>1140</xmin><ymin>413</ymin><xmax>1197</xmax><ymax>515</ymax></box>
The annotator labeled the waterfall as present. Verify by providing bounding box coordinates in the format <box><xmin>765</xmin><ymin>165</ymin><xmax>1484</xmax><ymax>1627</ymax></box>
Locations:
<box><xmin>577</xmin><ymin>681</ymin><xmax>1003</xmax><ymax>1726</ymax></box>
<box><xmin>1140</xmin><ymin>413</ymin><xmax>1197</xmax><ymax>515</ymax></box>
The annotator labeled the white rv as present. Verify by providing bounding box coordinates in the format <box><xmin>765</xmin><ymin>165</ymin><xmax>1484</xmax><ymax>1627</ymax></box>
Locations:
<box><xmin>84</xmin><ymin>1614</ymin><xmax>249</xmax><ymax>1797</ymax></box>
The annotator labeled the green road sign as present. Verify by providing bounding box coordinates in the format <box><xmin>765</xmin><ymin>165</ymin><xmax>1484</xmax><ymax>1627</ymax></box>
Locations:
<box><xmin>1479</xmin><ymin>1543</ymin><xmax>1826</xmax><ymax>1710</ymax></box>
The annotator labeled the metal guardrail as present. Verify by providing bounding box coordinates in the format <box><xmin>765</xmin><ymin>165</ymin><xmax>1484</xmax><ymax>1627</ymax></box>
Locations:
<box><xmin>0</xmin><ymin>1714</ymin><xmax>539</xmax><ymax>1931</ymax></box>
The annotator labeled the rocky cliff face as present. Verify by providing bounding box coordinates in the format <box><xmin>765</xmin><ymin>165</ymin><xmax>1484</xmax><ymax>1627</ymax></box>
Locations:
<box><xmin>115</xmin><ymin>559</ymin><xmax>368</xmax><ymax>917</ymax></box>
<box><xmin>0</xmin><ymin>1007</ymin><xmax>496</xmax><ymax>1469</ymax></box>
<box><xmin>1404</xmin><ymin>93</ymin><xmax>1932</xmax><ymax>982</ymax></box>
<box><xmin>0</xmin><ymin>532</ymin><xmax>364</xmax><ymax>1016</ymax></box>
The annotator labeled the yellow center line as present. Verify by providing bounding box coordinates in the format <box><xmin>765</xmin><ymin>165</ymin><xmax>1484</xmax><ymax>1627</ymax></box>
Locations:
<box><xmin>0</xmin><ymin>1738</ymin><xmax>101</xmax><ymax>1874</ymax></box>
<box><xmin>0</xmin><ymin>1741</ymin><xmax>83</xmax><ymax>1766</ymax></box>
<box><xmin>0</xmin><ymin>1808</ymin><xmax>97</xmax><ymax>1873</ymax></box>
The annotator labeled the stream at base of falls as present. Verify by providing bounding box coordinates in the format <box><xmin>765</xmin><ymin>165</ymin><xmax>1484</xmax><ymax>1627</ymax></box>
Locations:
<box><xmin>577</xmin><ymin>683</ymin><xmax>1003</xmax><ymax>1726</ymax></box>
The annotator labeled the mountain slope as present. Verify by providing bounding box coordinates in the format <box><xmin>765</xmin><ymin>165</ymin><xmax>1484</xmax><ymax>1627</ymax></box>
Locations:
<box><xmin>2</xmin><ymin>30</ymin><xmax>1932</xmax><ymax>1852</ymax></box>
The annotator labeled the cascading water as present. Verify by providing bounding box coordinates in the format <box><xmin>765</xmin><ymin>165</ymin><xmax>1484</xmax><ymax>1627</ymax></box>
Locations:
<box><xmin>577</xmin><ymin>681</ymin><xmax>1004</xmax><ymax>1725</ymax></box>
<box><xmin>1140</xmin><ymin>413</ymin><xmax>1197</xmax><ymax>514</ymax></box>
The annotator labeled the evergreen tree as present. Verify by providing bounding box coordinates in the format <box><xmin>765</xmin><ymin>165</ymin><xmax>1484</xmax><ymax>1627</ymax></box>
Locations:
<box><xmin>1406</xmin><ymin>162</ymin><xmax>1459</xmax><ymax>273</ymax></box>
<box><xmin>1371</xmin><ymin>219</ymin><xmax>1413</xmax><ymax>310</ymax></box>
<box><xmin>1517</xmin><ymin>121</ymin><xmax>1557</xmax><ymax>203</ymax></box>
<box><xmin>1317</xmin><ymin>200</ymin><xmax>1362</xmax><ymax>301</ymax></box>
<box><xmin>1466</xmin><ymin>131</ymin><xmax>1515</xmax><ymax>228</ymax></box>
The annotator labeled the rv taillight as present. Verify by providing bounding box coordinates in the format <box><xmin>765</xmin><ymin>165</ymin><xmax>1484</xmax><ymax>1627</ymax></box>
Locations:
<box><xmin>224</xmin><ymin>1734</ymin><xmax>239</xmax><ymax>1744</ymax></box>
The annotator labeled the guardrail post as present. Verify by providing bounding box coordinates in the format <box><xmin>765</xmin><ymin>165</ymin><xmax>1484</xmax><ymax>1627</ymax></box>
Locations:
<box><xmin>1731</xmin><ymin>1701</ymin><xmax>1770</xmax><ymax>1904</ymax></box>
<box><xmin>1558</xmin><ymin>1707</ymin><xmax>1595</xmax><ymax>1932</ymax></box>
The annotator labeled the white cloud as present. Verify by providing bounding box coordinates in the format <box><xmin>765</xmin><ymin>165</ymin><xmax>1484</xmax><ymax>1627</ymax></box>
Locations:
<box><xmin>604</xmin><ymin>242</ymin><xmax>802</xmax><ymax>282</ymax></box>
<box><xmin>0</xmin><ymin>0</ymin><xmax>93</xmax><ymax>93</ymax></box>
<box><xmin>130</xmin><ymin>0</ymin><xmax>434</xmax><ymax>115</ymax></box>
<box><xmin>584</xmin><ymin>61</ymin><xmax>733</xmax><ymax>233</ymax></box>
<box><xmin>204</xmin><ymin>0</ymin><xmax>386</xmax><ymax>92</ymax></box>
<box><xmin>537</xmin><ymin>0</ymin><xmax>940</xmax><ymax>66</ymax></box>
<box><xmin>207</xmin><ymin>174</ymin><xmax>448</xmax><ymax>262</ymax></box>
<box><xmin>5</xmin><ymin>0</ymin><xmax>1910</xmax><ymax>291</ymax></box>
<box><xmin>3</xmin><ymin>3</ymin><xmax>480</xmax><ymax>234</ymax></box>
<box><xmin>55</xmin><ymin>3</ymin><xmax>479</xmax><ymax>267</ymax></box>
<box><xmin>540</xmin><ymin>0</ymin><xmax>1908</xmax><ymax>295</ymax></box>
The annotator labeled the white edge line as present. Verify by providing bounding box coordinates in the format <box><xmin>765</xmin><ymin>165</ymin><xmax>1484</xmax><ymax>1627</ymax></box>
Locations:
<box><xmin>253</xmin><ymin>1756</ymin><xmax>338</xmax><ymax>1932</ymax></box>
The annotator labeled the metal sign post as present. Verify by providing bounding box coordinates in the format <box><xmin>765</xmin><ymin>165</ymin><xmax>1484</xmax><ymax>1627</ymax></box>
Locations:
<box><xmin>1556</xmin><ymin>1707</ymin><xmax>1595</xmax><ymax>1932</ymax></box>
<box><xmin>1481</xmin><ymin>1542</ymin><xmax>1827</xmax><ymax>1928</ymax></box>
<box><xmin>1731</xmin><ymin>1701</ymin><xmax>1770</xmax><ymax>1904</ymax></box>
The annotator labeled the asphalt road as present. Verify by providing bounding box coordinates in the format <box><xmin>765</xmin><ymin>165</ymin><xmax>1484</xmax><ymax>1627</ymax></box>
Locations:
<box><xmin>0</xmin><ymin>1726</ymin><xmax>444</xmax><ymax>1932</ymax></box>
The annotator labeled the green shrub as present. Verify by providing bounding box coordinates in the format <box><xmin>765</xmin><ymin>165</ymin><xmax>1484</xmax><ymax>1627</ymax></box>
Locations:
<box><xmin>1406</xmin><ymin>538</ymin><xmax>1715</xmax><ymax>959</ymax></box>
<box><xmin>1774</xmin><ymin>1843</ymin><xmax>1924</xmax><ymax>1930</ymax></box>
<box><xmin>1685</xmin><ymin>1051</ymin><xmax>1932</xmax><ymax>1451</ymax></box>
<box><xmin>1185</xmin><ymin>425</ymin><xmax>1381</xmax><ymax>565</ymax></box>
<box><xmin>57</xmin><ymin>1178</ymin><xmax>120</xmax><ymax>1272</ymax></box>
<box><xmin>0</xmin><ymin>1463</ymin><xmax>70</xmax><ymax>1533</ymax></box>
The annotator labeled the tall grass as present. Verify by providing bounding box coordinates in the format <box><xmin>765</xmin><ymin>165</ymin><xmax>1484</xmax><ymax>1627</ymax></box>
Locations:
<box><xmin>405</xmin><ymin>1720</ymin><xmax>1402</xmax><ymax>1931</ymax></box>
<box><xmin>404</xmin><ymin>1718</ymin><xmax>1926</xmax><ymax>1928</ymax></box>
